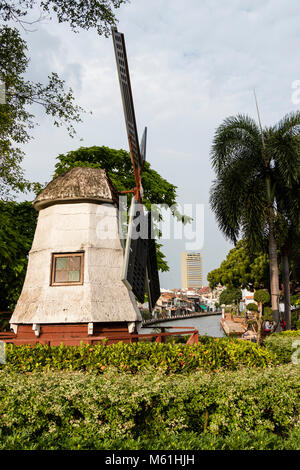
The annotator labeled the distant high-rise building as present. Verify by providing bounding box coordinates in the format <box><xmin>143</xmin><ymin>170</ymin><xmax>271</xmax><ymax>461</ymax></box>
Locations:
<box><xmin>181</xmin><ymin>252</ymin><xmax>203</xmax><ymax>289</ymax></box>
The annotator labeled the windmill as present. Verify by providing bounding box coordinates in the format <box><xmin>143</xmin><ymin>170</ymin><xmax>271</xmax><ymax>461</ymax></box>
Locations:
<box><xmin>112</xmin><ymin>27</ymin><xmax>160</xmax><ymax>313</ymax></box>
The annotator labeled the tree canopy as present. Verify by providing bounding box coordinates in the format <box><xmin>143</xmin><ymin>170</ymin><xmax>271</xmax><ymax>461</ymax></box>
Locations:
<box><xmin>0</xmin><ymin>0</ymin><xmax>129</xmax><ymax>198</ymax></box>
<box><xmin>254</xmin><ymin>289</ymin><xmax>270</xmax><ymax>306</ymax></box>
<box><xmin>0</xmin><ymin>1</ymin><xmax>128</xmax><ymax>36</ymax></box>
<box><xmin>219</xmin><ymin>287</ymin><xmax>242</xmax><ymax>307</ymax></box>
<box><xmin>54</xmin><ymin>145</ymin><xmax>190</xmax><ymax>270</ymax></box>
<box><xmin>0</xmin><ymin>200</ymin><xmax>37</xmax><ymax>310</ymax></box>
<box><xmin>207</xmin><ymin>239</ymin><xmax>269</xmax><ymax>291</ymax></box>
<box><xmin>54</xmin><ymin>146</ymin><xmax>184</xmax><ymax>214</ymax></box>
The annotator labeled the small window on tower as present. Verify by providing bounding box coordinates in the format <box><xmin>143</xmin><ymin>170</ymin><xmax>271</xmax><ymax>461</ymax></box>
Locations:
<box><xmin>51</xmin><ymin>253</ymin><xmax>84</xmax><ymax>286</ymax></box>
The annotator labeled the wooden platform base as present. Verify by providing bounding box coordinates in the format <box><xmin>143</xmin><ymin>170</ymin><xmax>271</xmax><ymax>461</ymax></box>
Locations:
<box><xmin>220</xmin><ymin>315</ymin><xmax>247</xmax><ymax>336</ymax></box>
<box><xmin>1</xmin><ymin>322</ymin><xmax>138</xmax><ymax>346</ymax></box>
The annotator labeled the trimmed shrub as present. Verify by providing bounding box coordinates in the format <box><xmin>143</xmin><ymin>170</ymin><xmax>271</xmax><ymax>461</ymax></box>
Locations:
<box><xmin>263</xmin><ymin>306</ymin><xmax>273</xmax><ymax>321</ymax></box>
<box><xmin>0</xmin><ymin>364</ymin><xmax>299</xmax><ymax>450</ymax></box>
<box><xmin>247</xmin><ymin>303</ymin><xmax>258</xmax><ymax>312</ymax></box>
<box><xmin>264</xmin><ymin>331</ymin><xmax>300</xmax><ymax>364</ymax></box>
<box><xmin>1</xmin><ymin>336</ymin><xmax>274</xmax><ymax>374</ymax></box>
<box><xmin>254</xmin><ymin>289</ymin><xmax>270</xmax><ymax>305</ymax></box>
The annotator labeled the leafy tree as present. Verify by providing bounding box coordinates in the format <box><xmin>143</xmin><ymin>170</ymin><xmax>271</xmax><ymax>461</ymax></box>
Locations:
<box><xmin>210</xmin><ymin>112</ymin><xmax>300</xmax><ymax>331</ymax></box>
<box><xmin>54</xmin><ymin>146</ymin><xmax>183</xmax><ymax>211</ymax></box>
<box><xmin>291</xmin><ymin>294</ymin><xmax>300</xmax><ymax>307</ymax></box>
<box><xmin>254</xmin><ymin>289</ymin><xmax>270</xmax><ymax>306</ymax></box>
<box><xmin>54</xmin><ymin>145</ymin><xmax>190</xmax><ymax>270</ymax></box>
<box><xmin>0</xmin><ymin>201</ymin><xmax>37</xmax><ymax>310</ymax></box>
<box><xmin>0</xmin><ymin>1</ymin><xmax>129</xmax><ymax>197</ymax></box>
<box><xmin>54</xmin><ymin>145</ymin><xmax>190</xmax><ymax>223</ymax></box>
<box><xmin>0</xmin><ymin>1</ymin><xmax>128</xmax><ymax>36</ymax></box>
<box><xmin>207</xmin><ymin>239</ymin><xmax>269</xmax><ymax>291</ymax></box>
<box><xmin>247</xmin><ymin>303</ymin><xmax>258</xmax><ymax>312</ymax></box>
<box><xmin>219</xmin><ymin>287</ymin><xmax>242</xmax><ymax>308</ymax></box>
<box><xmin>0</xmin><ymin>25</ymin><xmax>85</xmax><ymax>197</ymax></box>
<box><xmin>263</xmin><ymin>306</ymin><xmax>273</xmax><ymax>321</ymax></box>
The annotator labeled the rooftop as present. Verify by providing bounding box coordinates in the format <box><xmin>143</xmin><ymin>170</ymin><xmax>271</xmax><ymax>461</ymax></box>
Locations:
<box><xmin>34</xmin><ymin>167</ymin><xmax>119</xmax><ymax>211</ymax></box>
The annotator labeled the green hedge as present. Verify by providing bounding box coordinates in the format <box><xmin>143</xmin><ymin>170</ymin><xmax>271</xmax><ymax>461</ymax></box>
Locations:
<box><xmin>1</xmin><ymin>336</ymin><xmax>274</xmax><ymax>373</ymax></box>
<box><xmin>0</xmin><ymin>364</ymin><xmax>299</xmax><ymax>450</ymax></box>
<box><xmin>264</xmin><ymin>330</ymin><xmax>300</xmax><ymax>364</ymax></box>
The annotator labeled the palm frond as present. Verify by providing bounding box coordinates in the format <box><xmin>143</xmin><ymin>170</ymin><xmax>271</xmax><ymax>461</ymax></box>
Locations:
<box><xmin>209</xmin><ymin>154</ymin><xmax>267</xmax><ymax>244</ymax></box>
<box><xmin>273</xmin><ymin>111</ymin><xmax>300</xmax><ymax>137</ymax></box>
<box><xmin>267</xmin><ymin>127</ymin><xmax>300</xmax><ymax>188</ymax></box>
<box><xmin>210</xmin><ymin>114</ymin><xmax>261</xmax><ymax>174</ymax></box>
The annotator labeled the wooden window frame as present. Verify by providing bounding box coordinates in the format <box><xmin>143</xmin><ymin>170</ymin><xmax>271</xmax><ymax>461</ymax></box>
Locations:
<box><xmin>50</xmin><ymin>252</ymin><xmax>84</xmax><ymax>286</ymax></box>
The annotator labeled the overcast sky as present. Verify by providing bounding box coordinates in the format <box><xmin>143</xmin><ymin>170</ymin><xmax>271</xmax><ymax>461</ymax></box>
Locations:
<box><xmin>17</xmin><ymin>0</ymin><xmax>300</xmax><ymax>288</ymax></box>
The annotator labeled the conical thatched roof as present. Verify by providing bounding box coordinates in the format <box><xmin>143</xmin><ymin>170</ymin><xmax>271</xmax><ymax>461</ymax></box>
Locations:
<box><xmin>34</xmin><ymin>167</ymin><xmax>119</xmax><ymax>211</ymax></box>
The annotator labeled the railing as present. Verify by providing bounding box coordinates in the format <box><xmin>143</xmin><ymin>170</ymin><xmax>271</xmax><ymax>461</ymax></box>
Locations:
<box><xmin>143</xmin><ymin>310</ymin><xmax>222</xmax><ymax>326</ymax></box>
<box><xmin>0</xmin><ymin>331</ymin><xmax>16</xmax><ymax>341</ymax></box>
<box><xmin>135</xmin><ymin>326</ymin><xmax>199</xmax><ymax>344</ymax></box>
<box><xmin>83</xmin><ymin>326</ymin><xmax>199</xmax><ymax>345</ymax></box>
<box><xmin>0</xmin><ymin>326</ymin><xmax>199</xmax><ymax>346</ymax></box>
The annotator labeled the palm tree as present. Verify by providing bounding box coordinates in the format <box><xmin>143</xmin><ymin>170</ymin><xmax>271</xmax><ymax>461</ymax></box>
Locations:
<box><xmin>210</xmin><ymin>112</ymin><xmax>300</xmax><ymax>331</ymax></box>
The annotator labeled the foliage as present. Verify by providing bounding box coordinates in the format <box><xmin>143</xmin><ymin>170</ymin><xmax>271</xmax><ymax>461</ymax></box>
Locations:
<box><xmin>0</xmin><ymin>314</ymin><xmax>10</xmax><ymax>332</ymax></box>
<box><xmin>210</xmin><ymin>112</ymin><xmax>300</xmax><ymax>249</ymax></box>
<box><xmin>247</xmin><ymin>303</ymin><xmax>258</xmax><ymax>312</ymax></box>
<box><xmin>1</xmin><ymin>338</ymin><xmax>274</xmax><ymax>374</ymax></box>
<box><xmin>254</xmin><ymin>289</ymin><xmax>270</xmax><ymax>305</ymax></box>
<box><xmin>219</xmin><ymin>287</ymin><xmax>242</xmax><ymax>306</ymax></box>
<box><xmin>0</xmin><ymin>363</ymin><xmax>299</xmax><ymax>449</ymax></box>
<box><xmin>207</xmin><ymin>240</ymin><xmax>269</xmax><ymax>290</ymax></box>
<box><xmin>0</xmin><ymin>1</ymin><xmax>128</xmax><ymax>37</ymax></box>
<box><xmin>0</xmin><ymin>25</ymin><xmax>84</xmax><ymax>197</ymax></box>
<box><xmin>54</xmin><ymin>146</ymin><xmax>187</xmax><ymax>220</ymax></box>
<box><xmin>263</xmin><ymin>306</ymin><xmax>273</xmax><ymax>321</ymax></box>
<box><xmin>264</xmin><ymin>330</ymin><xmax>300</xmax><ymax>364</ymax></box>
<box><xmin>291</xmin><ymin>310</ymin><xmax>300</xmax><ymax>330</ymax></box>
<box><xmin>54</xmin><ymin>145</ymin><xmax>191</xmax><ymax>272</ymax></box>
<box><xmin>0</xmin><ymin>1</ymin><xmax>129</xmax><ymax>197</ymax></box>
<box><xmin>0</xmin><ymin>201</ymin><xmax>37</xmax><ymax>310</ymax></box>
<box><xmin>291</xmin><ymin>294</ymin><xmax>300</xmax><ymax>306</ymax></box>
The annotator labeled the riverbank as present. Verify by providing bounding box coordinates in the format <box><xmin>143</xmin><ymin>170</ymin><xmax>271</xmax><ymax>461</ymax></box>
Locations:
<box><xmin>141</xmin><ymin>313</ymin><xmax>225</xmax><ymax>337</ymax></box>
<box><xmin>142</xmin><ymin>310</ymin><xmax>221</xmax><ymax>326</ymax></box>
<box><xmin>220</xmin><ymin>313</ymin><xmax>248</xmax><ymax>336</ymax></box>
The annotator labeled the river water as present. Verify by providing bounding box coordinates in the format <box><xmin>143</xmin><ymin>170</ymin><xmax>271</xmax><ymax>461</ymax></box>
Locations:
<box><xmin>140</xmin><ymin>314</ymin><xmax>225</xmax><ymax>338</ymax></box>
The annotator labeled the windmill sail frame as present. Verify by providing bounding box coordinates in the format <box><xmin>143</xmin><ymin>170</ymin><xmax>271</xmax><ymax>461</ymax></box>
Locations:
<box><xmin>112</xmin><ymin>27</ymin><xmax>142</xmax><ymax>171</ymax></box>
<box><xmin>113</xmin><ymin>27</ymin><xmax>160</xmax><ymax>312</ymax></box>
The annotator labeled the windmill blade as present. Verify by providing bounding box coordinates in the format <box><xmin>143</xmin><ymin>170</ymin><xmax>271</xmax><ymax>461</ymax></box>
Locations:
<box><xmin>122</xmin><ymin>197</ymin><xmax>148</xmax><ymax>304</ymax></box>
<box><xmin>146</xmin><ymin>211</ymin><xmax>160</xmax><ymax>312</ymax></box>
<box><xmin>140</xmin><ymin>126</ymin><xmax>147</xmax><ymax>168</ymax></box>
<box><xmin>112</xmin><ymin>27</ymin><xmax>142</xmax><ymax>171</ymax></box>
